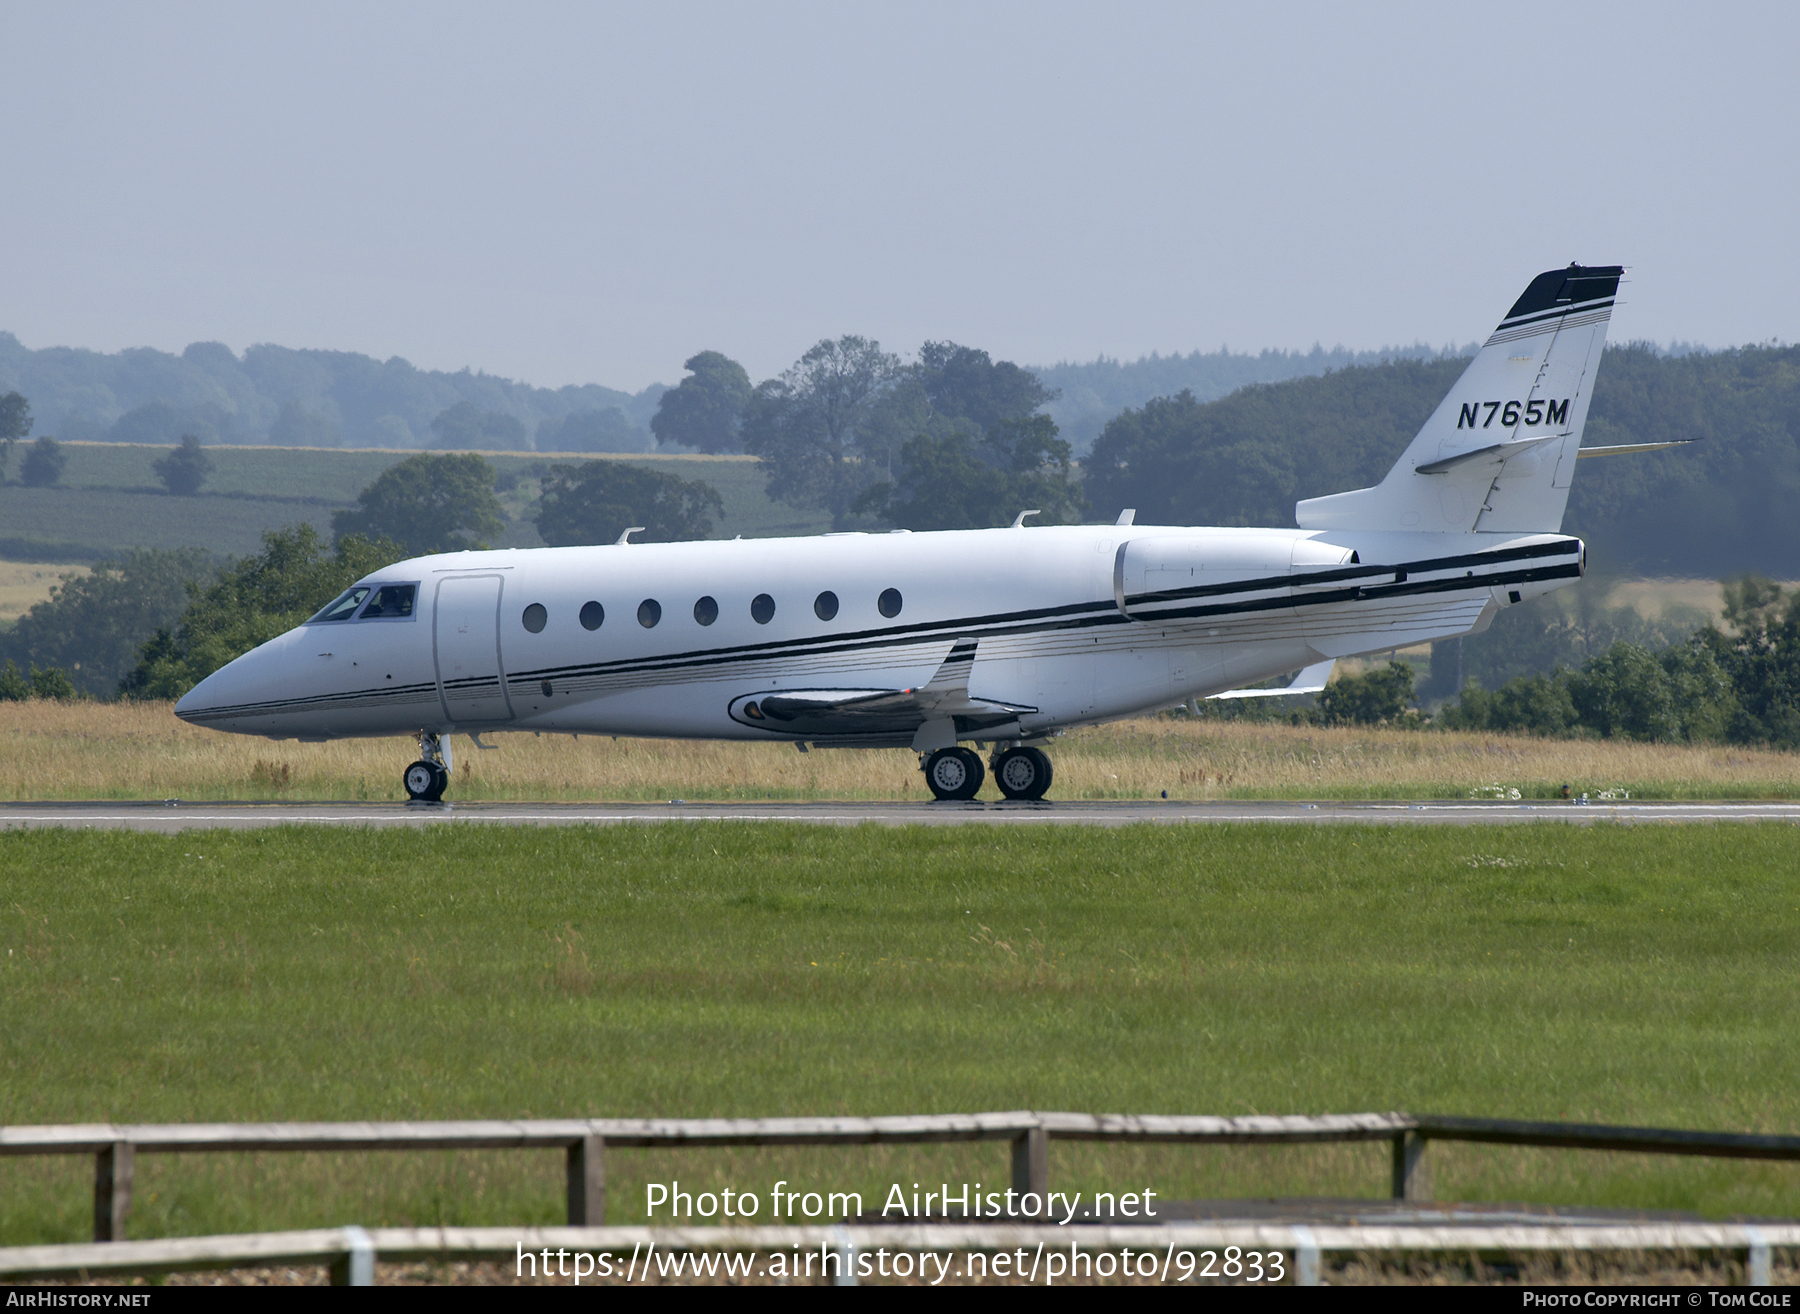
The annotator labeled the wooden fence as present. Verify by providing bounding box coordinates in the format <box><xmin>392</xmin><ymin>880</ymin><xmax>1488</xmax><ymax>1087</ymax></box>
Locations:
<box><xmin>0</xmin><ymin>1222</ymin><xmax>1794</xmax><ymax>1286</ymax></box>
<box><xmin>3</xmin><ymin>1110</ymin><xmax>1797</xmax><ymax>1246</ymax></box>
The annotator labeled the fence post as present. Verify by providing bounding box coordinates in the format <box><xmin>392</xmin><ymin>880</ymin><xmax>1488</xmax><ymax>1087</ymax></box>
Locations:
<box><xmin>93</xmin><ymin>1142</ymin><xmax>134</xmax><ymax>1242</ymax></box>
<box><xmin>1391</xmin><ymin>1130</ymin><xmax>1429</xmax><ymax>1201</ymax></box>
<box><xmin>566</xmin><ymin>1134</ymin><xmax>605</xmax><ymax>1226</ymax></box>
<box><xmin>1745</xmin><ymin>1224</ymin><xmax>1771</xmax><ymax>1286</ymax></box>
<box><xmin>829</xmin><ymin>1225</ymin><xmax>859</xmax><ymax>1286</ymax></box>
<box><xmin>1011</xmin><ymin>1126</ymin><xmax>1048</xmax><ymax>1213</ymax></box>
<box><xmin>1290</xmin><ymin>1224</ymin><xmax>1320</xmax><ymax>1286</ymax></box>
<box><xmin>329</xmin><ymin>1225</ymin><xmax>375</xmax><ymax>1286</ymax></box>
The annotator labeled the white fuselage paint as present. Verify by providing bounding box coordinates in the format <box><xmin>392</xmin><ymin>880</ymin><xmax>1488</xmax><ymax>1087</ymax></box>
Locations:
<box><xmin>173</xmin><ymin>523</ymin><xmax>1583</xmax><ymax>746</ymax></box>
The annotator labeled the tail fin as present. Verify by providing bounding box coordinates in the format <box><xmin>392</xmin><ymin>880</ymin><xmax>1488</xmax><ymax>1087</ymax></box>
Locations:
<box><xmin>1296</xmin><ymin>264</ymin><xmax>1621</xmax><ymax>534</ymax></box>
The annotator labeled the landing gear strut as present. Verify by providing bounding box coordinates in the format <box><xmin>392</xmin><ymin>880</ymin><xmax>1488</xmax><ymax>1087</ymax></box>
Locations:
<box><xmin>993</xmin><ymin>746</ymin><xmax>1053</xmax><ymax>801</ymax></box>
<box><xmin>404</xmin><ymin>731</ymin><xmax>451</xmax><ymax>802</ymax></box>
<box><xmin>922</xmin><ymin>746</ymin><xmax>984</xmax><ymax>801</ymax></box>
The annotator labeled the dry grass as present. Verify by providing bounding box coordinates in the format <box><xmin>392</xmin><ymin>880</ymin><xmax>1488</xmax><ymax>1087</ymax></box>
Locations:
<box><xmin>4</xmin><ymin>699</ymin><xmax>1797</xmax><ymax>801</ymax></box>
<box><xmin>0</xmin><ymin>561</ymin><xmax>88</xmax><ymax>626</ymax></box>
<box><xmin>1601</xmin><ymin>576</ymin><xmax>1799</xmax><ymax>625</ymax></box>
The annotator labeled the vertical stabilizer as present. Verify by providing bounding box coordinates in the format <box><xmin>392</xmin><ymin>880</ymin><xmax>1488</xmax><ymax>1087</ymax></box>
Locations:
<box><xmin>1296</xmin><ymin>265</ymin><xmax>1621</xmax><ymax>534</ymax></box>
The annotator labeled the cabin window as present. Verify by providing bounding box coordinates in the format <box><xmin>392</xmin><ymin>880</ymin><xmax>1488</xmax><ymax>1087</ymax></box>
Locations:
<box><xmin>694</xmin><ymin>595</ymin><xmax>719</xmax><ymax>626</ymax></box>
<box><xmin>309</xmin><ymin>586</ymin><xmax>370</xmax><ymax>623</ymax></box>
<box><xmin>878</xmin><ymin>588</ymin><xmax>903</xmax><ymax>618</ymax></box>
<box><xmin>638</xmin><ymin>599</ymin><xmax>662</xmax><ymax>628</ymax></box>
<box><xmin>813</xmin><ymin>590</ymin><xmax>839</xmax><ymax>621</ymax></box>
<box><xmin>359</xmin><ymin>583</ymin><xmax>417</xmax><ymax>619</ymax></box>
<box><xmin>580</xmin><ymin>601</ymin><xmax>604</xmax><ymax>631</ymax></box>
<box><xmin>521</xmin><ymin>603</ymin><xmax>547</xmax><ymax>633</ymax></box>
<box><xmin>751</xmin><ymin>593</ymin><xmax>776</xmax><ymax>624</ymax></box>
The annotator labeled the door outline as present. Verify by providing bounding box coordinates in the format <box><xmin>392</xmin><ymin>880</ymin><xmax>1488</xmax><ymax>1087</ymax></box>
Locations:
<box><xmin>432</xmin><ymin>574</ymin><xmax>515</xmax><ymax>725</ymax></box>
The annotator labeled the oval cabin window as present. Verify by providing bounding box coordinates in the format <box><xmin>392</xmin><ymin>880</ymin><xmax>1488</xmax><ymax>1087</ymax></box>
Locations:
<box><xmin>751</xmin><ymin>593</ymin><xmax>776</xmax><ymax>624</ymax></box>
<box><xmin>579</xmin><ymin>601</ymin><xmax>604</xmax><ymax>631</ymax></box>
<box><xmin>638</xmin><ymin>599</ymin><xmax>662</xmax><ymax>628</ymax></box>
<box><xmin>813</xmin><ymin>591</ymin><xmax>839</xmax><ymax>621</ymax></box>
<box><xmin>521</xmin><ymin>603</ymin><xmax>547</xmax><ymax>633</ymax></box>
<box><xmin>693</xmin><ymin>595</ymin><xmax>719</xmax><ymax>626</ymax></box>
<box><xmin>878</xmin><ymin>588</ymin><xmax>903</xmax><ymax>618</ymax></box>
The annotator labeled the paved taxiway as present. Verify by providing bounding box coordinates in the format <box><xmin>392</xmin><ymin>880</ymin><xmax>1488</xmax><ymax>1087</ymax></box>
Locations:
<box><xmin>3</xmin><ymin>799</ymin><xmax>1797</xmax><ymax>832</ymax></box>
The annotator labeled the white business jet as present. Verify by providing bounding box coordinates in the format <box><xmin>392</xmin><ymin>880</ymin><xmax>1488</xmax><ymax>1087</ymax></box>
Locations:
<box><xmin>177</xmin><ymin>265</ymin><xmax>1664</xmax><ymax>802</ymax></box>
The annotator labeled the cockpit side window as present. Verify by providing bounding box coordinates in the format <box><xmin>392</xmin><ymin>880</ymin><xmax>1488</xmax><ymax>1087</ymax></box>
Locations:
<box><xmin>309</xmin><ymin>586</ymin><xmax>371</xmax><ymax>623</ymax></box>
<box><xmin>358</xmin><ymin>583</ymin><xmax>418</xmax><ymax>619</ymax></box>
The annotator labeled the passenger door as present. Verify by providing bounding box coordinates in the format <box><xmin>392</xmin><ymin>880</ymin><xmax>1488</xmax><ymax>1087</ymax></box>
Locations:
<box><xmin>434</xmin><ymin>575</ymin><xmax>514</xmax><ymax>725</ymax></box>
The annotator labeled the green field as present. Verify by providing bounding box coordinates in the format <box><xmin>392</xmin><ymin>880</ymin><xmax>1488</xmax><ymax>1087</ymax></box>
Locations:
<box><xmin>2</xmin><ymin>822</ymin><xmax>1796</xmax><ymax>1243</ymax></box>
<box><xmin>1</xmin><ymin>444</ymin><xmax>830</xmax><ymax>562</ymax></box>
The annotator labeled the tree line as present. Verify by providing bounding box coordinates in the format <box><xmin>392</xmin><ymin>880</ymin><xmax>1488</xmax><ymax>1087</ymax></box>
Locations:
<box><xmin>1239</xmin><ymin>575</ymin><xmax>1799</xmax><ymax>751</ymax></box>
<box><xmin>0</xmin><ymin>333</ymin><xmax>661</xmax><ymax>451</ymax></box>
<box><xmin>1083</xmin><ymin>342</ymin><xmax>1800</xmax><ymax>579</ymax></box>
<box><xmin>7</xmin><ymin>337</ymin><xmax>1799</xmax><ymax>743</ymax></box>
<box><xmin>0</xmin><ymin>450</ymin><xmax>731</xmax><ymax>700</ymax></box>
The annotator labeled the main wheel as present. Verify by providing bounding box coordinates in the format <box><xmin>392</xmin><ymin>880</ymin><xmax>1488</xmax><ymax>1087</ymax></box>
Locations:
<box><xmin>994</xmin><ymin>746</ymin><xmax>1054</xmax><ymax>801</ymax></box>
<box><xmin>923</xmin><ymin>746</ymin><xmax>984</xmax><ymax>801</ymax></box>
<box><xmin>404</xmin><ymin>760</ymin><xmax>446</xmax><ymax>802</ymax></box>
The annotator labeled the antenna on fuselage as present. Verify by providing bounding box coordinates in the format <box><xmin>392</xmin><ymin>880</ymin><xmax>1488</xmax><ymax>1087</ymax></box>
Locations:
<box><xmin>1010</xmin><ymin>509</ymin><xmax>1041</xmax><ymax>529</ymax></box>
<box><xmin>616</xmin><ymin>526</ymin><xmax>646</xmax><ymax>545</ymax></box>
<box><xmin>1116</xmin><ymin>508</ymin><xmax>1136</xmax><ymax>526</ymax></box>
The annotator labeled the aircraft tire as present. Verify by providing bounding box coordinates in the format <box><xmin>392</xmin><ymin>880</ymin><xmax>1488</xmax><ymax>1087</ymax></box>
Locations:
<box><xmin>994</xmin><ymin>746</ymin><xmax>1053</xmax><ymax>801</ymax></box>
<box><xmin>923</xmin><ymin>747</ymin><xmax>984</xmax><ymax>801</ymax></box>
<box><xmin>404</xmin><ymin>760</ymin><xmax>446</xmax><ymax>802</ymax></box>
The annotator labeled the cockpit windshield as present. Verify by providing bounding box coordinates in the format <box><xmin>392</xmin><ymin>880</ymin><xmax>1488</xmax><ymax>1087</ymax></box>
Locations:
<box><xmin>309</xmin><ymin>586</ymin><xmax>371</xmax><ymax>623</ymax></box>
<box><xmin>358</xmin><ymin>583</ymin><xmax>416</xmax><ymax>618</ymax></box>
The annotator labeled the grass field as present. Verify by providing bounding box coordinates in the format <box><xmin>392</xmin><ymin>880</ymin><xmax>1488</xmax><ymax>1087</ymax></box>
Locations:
<box><xmin>3</xmin><ymin>700</ymin><xmax>1796</xmax><ymax>803</ymax></box>
<box><xmin>1</xmin><ymin>444</ymin><xmax>829</xmax><ymax>562</ymax></box>
<box><xmin>0</xmin><ymin>561</ymin><xmax>88</xmax><ymax>626</ymax></box>
<box><xmin>1</xmin><ymin>822</ymin><xmax>1796</xmax><ymax>1244</ymax></box>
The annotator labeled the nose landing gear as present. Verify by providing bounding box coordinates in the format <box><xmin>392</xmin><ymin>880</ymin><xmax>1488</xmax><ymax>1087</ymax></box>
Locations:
<box><xmin>404</xmin><ymin>732</ymin><xmax>451</xmax><ymax>802</ymax></box>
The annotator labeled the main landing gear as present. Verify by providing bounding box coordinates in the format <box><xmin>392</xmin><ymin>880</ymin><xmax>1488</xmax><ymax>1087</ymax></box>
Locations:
<box><xmin>404</xmin><ymin>731</ymin><xmax>451</xmax><ymax>803</ymax></box>
<box><xmin>922</xmin><ymin>746</ymin><xmax>984</xmax><ymax>801</ymax></box>
<box><xmin>992</xmin><ymin>745</ymin><xmax>1053</xmax><ymax>801</ymax></box>
<box><xmin>921</xmin><ymin>744</ymin><xmax>1054</xmax><ymax>802</ymax></box>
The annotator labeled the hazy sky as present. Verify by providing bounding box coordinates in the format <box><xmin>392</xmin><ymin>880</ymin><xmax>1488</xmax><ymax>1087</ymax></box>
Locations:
<box><xmin>3</xmin><ymin>2</ymin><xmax>1794</xmax><ymax>391</ymax></box>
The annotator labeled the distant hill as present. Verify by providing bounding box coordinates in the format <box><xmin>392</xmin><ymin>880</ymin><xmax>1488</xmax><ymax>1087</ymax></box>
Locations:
<box><xmin>1034</xmin><ymin>341</ymin><xmax>1480</xmax><ymax>452</ymax></box>
<box><xmin>0</xmin><ymin>445</ymin><xmax>825</xmax><ymax>566</ymax></box>
<box><xmin>0</xmin><ymin>333</ymin><xmax>666</xmax><ymax>451</ymax></box>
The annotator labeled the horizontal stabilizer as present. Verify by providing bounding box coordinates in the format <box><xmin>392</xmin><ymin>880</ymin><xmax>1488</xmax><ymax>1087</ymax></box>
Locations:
<box><xmin>1413</xmin><ymin>434</ymin><xmax>1561</xmax><ymax>475</ymax></box>
<box><xmin>1208</xmin><ymin>659</ymin><xmax>1336</xmax><ymax>700</ymax></box>
<box><xmin>1575</xmin><ymin>440</ymin><xmax>1696</xmax><ymax>459</ymax></box>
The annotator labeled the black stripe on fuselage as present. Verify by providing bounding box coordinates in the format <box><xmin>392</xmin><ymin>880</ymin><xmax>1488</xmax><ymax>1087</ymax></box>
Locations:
<box><xmin>1124</xmin><ymin>559</ymin><xmax>1580</xmax><ymax>624</ymax></box>
<box><xmin>1125</xmin><ymin>536</ymin><xmax>1578</xmax><ymax>609</ymax></box>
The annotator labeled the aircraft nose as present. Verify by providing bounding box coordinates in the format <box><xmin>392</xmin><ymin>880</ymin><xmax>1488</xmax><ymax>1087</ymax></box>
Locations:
<box><xmin>172</xmin><ymin>674</ymin><xmax>213</xmax><ymax>723</ymax></box>
<box><xmin>172</xmin><ymin>633</ymin><xmax>296</xmax><ymax>729</ymax></box>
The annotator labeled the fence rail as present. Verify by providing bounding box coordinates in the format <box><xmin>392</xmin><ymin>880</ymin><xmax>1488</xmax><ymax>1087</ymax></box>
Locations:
<box><xmin>4</xmin><ymin>1111</ymin><xmax>1797</xmax><ymax>1245</ymax></box>
<box><xmin>0</xmin><ymin>1222</ymin><xmax>1793</xmax><ymax>1286</ymax></box>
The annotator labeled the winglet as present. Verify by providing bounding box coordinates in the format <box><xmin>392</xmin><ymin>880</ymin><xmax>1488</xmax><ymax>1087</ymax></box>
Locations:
<box><xmin>917</xmin><ymin>639</ymin><xmax>978</xmax><ymax>706</ymax></box>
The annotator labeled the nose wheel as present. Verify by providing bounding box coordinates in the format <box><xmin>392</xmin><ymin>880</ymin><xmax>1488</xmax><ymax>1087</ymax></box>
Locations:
<box><xmin>404</xmin><ymin>760</ymin><xmax>448</xmax><ymax>802</ymax></box>
<box><xmin>404</xmin><ymin>732</ymin><xmax>451</xmax><ymax>802</ymax></box>
<box><xmin>922</xmin><ymin>747</ymin><xmax>985</xmax><ymax>801</ymax></box>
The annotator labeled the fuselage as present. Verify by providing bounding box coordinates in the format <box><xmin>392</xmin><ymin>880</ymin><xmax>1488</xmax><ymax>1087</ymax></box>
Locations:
<box><xmin>173</xmin><ymin>523</ymin><xmax>1583</xmax><ymax>746</ymax></box>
